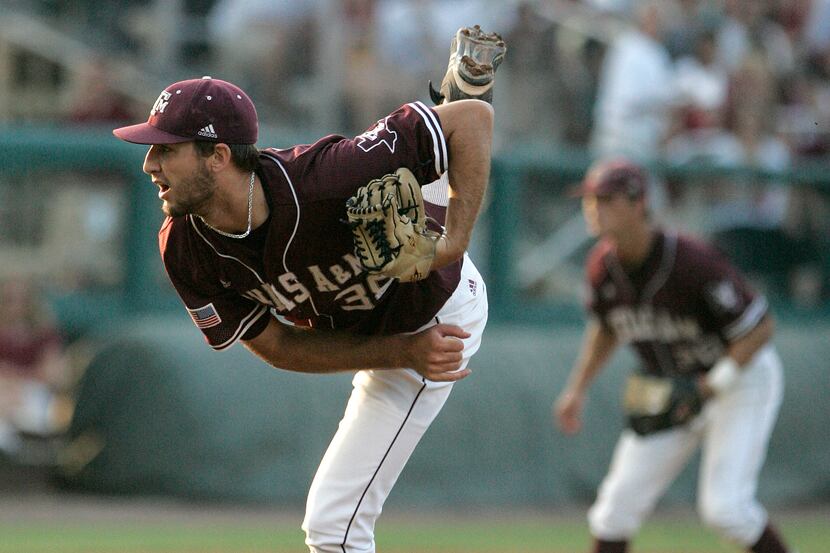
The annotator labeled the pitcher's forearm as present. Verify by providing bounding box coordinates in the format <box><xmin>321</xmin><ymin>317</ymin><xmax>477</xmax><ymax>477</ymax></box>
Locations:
<box><xmin>244</xmin><ymin>320</ymin><xmax>406</xmax><ymax>373</ymax></box>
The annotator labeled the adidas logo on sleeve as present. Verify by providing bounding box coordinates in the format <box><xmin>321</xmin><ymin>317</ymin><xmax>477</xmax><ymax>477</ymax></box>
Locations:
<box><xmin>198</xmin><ymin>124</ymin><xmax>218</xmax><ymax>138</ymax></box>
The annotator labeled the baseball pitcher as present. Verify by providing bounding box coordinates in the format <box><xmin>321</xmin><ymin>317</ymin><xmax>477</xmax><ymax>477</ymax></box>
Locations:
<box><xmin>113</xmin><ymin>27</ymin><xmax>505</xmax><ymax>553</ymax></box>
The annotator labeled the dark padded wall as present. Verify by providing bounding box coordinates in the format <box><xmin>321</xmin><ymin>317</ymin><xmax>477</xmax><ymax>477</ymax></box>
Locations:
<box><xmin>62</xmin><ymin>315</ymin><xmax>830</xmax><ymax>509</ymax></box>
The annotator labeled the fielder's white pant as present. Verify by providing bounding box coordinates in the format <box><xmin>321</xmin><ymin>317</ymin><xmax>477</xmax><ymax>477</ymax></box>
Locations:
<box><xmin>589</xmin><ymin>344</ymin><xmax>783</xmax><ymax>546</ymax></box>
<box><xmin>303</xmin><ymin>256</ymin><xmax>488</xmax><ymax>553</ymax></box>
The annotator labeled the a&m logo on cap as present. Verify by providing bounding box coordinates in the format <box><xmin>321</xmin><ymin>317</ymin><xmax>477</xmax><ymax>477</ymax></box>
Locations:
<box><xmin>151</xmin><ymin>90</ymin><xmax>172</xmax><ymax>116</ymax></box>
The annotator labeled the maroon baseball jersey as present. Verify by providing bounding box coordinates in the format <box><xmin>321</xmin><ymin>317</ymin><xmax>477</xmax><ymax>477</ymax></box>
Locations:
<box><xmin>160</xmin><ymin>101</ymin><xmax>462</xmax><ymax>350</ymax></box>
<box><xmin>586</xmin><ymin>230</ymin><xmax>768</xmax><ymax>377</ymax></box>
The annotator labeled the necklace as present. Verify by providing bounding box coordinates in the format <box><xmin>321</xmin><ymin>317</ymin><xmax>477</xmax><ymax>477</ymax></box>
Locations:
<box><xmin>199</xmin><ymin>171</ymin><xmax>256</xmax><ymax>239</ymax></box>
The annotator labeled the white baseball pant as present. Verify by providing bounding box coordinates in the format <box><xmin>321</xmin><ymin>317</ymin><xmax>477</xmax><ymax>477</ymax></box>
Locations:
<box><xmin>303</xmin><ymin>256</ymin><xmax>488</xmax><ymax>553</ymax></box>
<box><xmin>589</xmin><ymin>344</ymin><xmax>783</xmax><ymax>546</ymax></box>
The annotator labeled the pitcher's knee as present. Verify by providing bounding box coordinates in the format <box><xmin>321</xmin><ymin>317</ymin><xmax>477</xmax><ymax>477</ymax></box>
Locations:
<box><xmin>303</xmin><ymin>512</ymin><xmax>375</xmax><ymax>553</ymax></box>
<box><xmin>305</xmin><ymin>528</ymin><xmax>375</xmax><ymax>553</ymax></box>
<box><xmin>304</xmin><ymin>534</ymin><xmax>338</xmax><ymax>553</ymax></box>
<box><xmin>303</xmin><ymin>511</ymin><xmax>340</xmax><ymax>553</ymax></box>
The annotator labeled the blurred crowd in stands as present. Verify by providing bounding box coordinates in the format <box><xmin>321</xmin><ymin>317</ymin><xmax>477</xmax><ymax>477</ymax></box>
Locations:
<box><xmin>0</xmin><ymin>276</ymin><xmax>74</xmax><ymax>461</ymax></box>
<box><xmin>12</xmin><ymin>0</ymin><xmax>830</xmax><ymax>163</ymax></box>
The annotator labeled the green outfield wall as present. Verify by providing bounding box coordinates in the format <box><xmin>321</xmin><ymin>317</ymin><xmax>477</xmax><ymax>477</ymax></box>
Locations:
<box><xmin>61</xmin><ymin>315</ymin><xmax>830</xmax><ymax>509</ymax></box>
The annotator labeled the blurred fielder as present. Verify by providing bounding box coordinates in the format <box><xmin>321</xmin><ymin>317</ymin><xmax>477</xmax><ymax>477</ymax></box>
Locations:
<box><xmin>113</xmin><ymin>26</ymin><xmax>504</xmax><ymax>553</ymax></box>
<box><xmin>554</xmin><ymin>158</ymin><xmax>793</xmax><ymax>553</ymax></box>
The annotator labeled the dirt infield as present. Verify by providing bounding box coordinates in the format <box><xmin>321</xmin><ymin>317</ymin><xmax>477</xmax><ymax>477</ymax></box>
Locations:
<box><xmin>1</xmin><ymin>486</ymin><xmax>826</xmax><ymax>526</ymax></box>
<box><xmin>2</xmin><ymin>493</ymin><xmax>828</xmax><ymax>553</ymax></box>
<box><xmin>1</xmin><ymin>461</ymin><xmax>827</xmax><ymax>553</ymax></box>
<box><xmin>0</xmin><ymin>491</ymin><xmax>303</xmax><ymax>525</ymax></box>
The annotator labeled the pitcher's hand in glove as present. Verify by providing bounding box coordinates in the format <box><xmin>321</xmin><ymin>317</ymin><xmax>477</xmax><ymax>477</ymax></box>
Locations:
<box><xmin>430</xmin><ymin>25</ymin><xmax>507</xmax><ymax>105</ymax></box>
<box><xmin>346</xmin><ymin>168</ymin><xmax>443</xmax><ymax>282</ymax></box>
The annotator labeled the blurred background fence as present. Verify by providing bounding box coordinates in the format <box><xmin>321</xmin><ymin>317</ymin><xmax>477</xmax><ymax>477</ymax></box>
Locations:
<box><xmin>1</xmin><ymin>0</ymin><xmax>829</xmax><ymax>511</ymax></box>
<box><xmin>57</xmin><ymin>316</ymin><xmax>830</xmax><ymax>509</ymax></box>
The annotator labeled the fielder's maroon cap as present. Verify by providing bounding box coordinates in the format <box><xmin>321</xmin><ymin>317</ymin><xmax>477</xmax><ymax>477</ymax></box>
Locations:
<box><xmin>113</xmin><ymin>76</ymin><xmax>258</xmax><ymax>145</ymax></box>
<box><xmin>572</xmin><ymin>157</ymin><xmax>647</xmax><ymax>199</ymax></box>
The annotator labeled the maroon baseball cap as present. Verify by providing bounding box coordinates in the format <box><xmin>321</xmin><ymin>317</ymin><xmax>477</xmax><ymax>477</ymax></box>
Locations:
<box><xmin>113</xmin><ymin>76</ymin><xmax>258</xmax><ymax>145</ymax></box>
<box><xmin>572</xmin><ymin>157</ymin><xmax>648</xmax><ymax>199</ymax></box>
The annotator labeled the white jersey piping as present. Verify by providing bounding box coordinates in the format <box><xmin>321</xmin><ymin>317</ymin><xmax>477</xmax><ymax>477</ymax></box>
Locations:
<box><xmin>259</xmin><ymin>151</ymin><xmax>330</xmax><ymax>328</ymax></box>
<box><xmin>188</xmin><ymin>215</ymin><xmax>271</xmax><ymax>348</ymax></box>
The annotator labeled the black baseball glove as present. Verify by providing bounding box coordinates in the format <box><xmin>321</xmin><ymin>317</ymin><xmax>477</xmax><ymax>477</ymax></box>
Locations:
<box><xmin>429</xmin><ymin>25</ymin><xmax>507</xmax><ymax>105</ymax></box>
<box><xmin>622</xmin><ymin>373</ymin><xmax>705</xmax><ymax>436</ymax></box>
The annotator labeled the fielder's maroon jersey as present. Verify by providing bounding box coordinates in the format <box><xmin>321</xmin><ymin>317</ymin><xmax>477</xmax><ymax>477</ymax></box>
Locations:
<box><xmin>586</xmin><ymin>230</ymin><xmax>768</xmax><ymax>377</ymax></box>
<box><xmin>160</xmin><ymin>101</ymin><xmax>462</xmax><ymax>350</ymax></box>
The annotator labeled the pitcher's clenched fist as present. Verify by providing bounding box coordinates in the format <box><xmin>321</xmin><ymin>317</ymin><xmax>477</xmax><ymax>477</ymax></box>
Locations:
<box><xmin>403</xmin><ymin>324</ymin><xmax>472</xmax><ymax>382</ymax></box>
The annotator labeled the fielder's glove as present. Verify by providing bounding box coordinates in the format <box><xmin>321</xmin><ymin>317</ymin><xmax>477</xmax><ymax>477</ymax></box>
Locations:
<box><xmin>429</xmin><ymin>25</ymin><xmax>507</xmax><ymax>105</ymax></box>
<box><xmin>623</xmin><ymin>373</ymin><xmax>705</xmax><ymax>436</ymax></box>
<box><xmin>345</xmin><ymin>168</ymin><xmax>443</xmax><ymax>283</ymax></box>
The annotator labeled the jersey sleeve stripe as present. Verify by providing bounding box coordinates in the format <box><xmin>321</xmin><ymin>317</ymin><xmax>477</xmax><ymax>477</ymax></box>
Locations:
<box><xmin>211</xmin><ymin>304</ymin><xmax>270</xmax><ymax>351</ymax></box>
<box><xmin>408</xmin><ymin>101</ymin><xmax>447</xmax><ymax>175</ymax></box>
<box><xmin>723</xmin><ymin>296</ymin><xmax>768</xmax><ymax>341</ymax></box>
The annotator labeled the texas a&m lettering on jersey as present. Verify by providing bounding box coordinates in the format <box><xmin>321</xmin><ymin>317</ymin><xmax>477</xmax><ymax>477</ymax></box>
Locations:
<box><xmin>238</xmin><ymin>253</ymin><xmax>391</xmax><ymax>314</ymax></box>
<box><xmin>161</xmin><ymin>101</ymin><xmax>459</xmax><ymax>350</ymax></box>
<box><xmin>586</xmin><ymin>231</ymin><xmax>767</xmax><ymax>376</ymax></box>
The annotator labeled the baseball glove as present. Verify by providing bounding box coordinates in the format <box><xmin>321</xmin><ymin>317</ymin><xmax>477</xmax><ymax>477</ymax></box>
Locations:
<box><xmin>429</xmin><ymin>25</ymin><xmax>507</xmax><ymax>105</ymax></box>
<box><xmin>623</xmin><ymin>373</ymin><xmax>705</xmax><ymax>436</ymax></box>
<box><xmin>345</xmin><ymin>168</ymin><xmax>443</xmax><ymax>282</ymax></box>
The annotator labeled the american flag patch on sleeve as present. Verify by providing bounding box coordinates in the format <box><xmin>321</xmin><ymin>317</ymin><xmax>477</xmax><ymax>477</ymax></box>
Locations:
<box><xmin>187</xmin><ymin>303</ymin><xmax>222</xmax><ymax>329</ymax></box>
